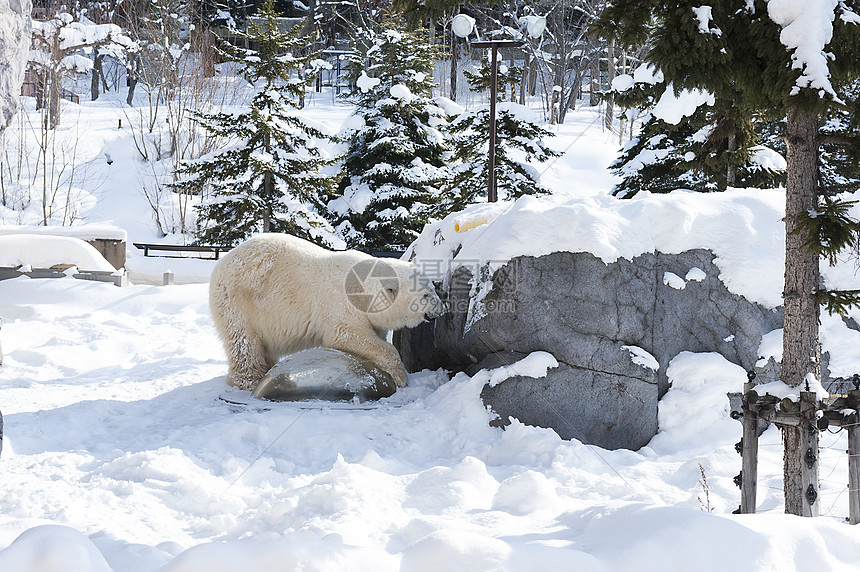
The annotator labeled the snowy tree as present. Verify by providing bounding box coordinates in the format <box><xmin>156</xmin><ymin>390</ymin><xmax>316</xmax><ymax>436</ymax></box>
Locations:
<box><xmin>820</xmin><ymin>77</ymin><xmax>860</xmax><ymax>199</ymax></box>
<box><xmin>609</xmin><ymin>63</ymin><xmax>785</xmax><ymax>197</ymax></box>
<box><xmin>29</xmin><ymin>12</ymin><xmax>133</xmax><ymax>127</ymax></box>
<box><xmin>328</xmin><ymin>23</ymin><xmax>449</xmax><ymax>251</ymax></box>
<box><xmin>597</xmin><ymin>0</ymin><xmax>860</xmax><ymax>516</ymax></box>
<box><xmin>438</xmin><ymin>57</ymin><xmax>560</xmax><ymax>213</ymax></box>
<box><xmin>171</xmin><ymin>1</ymin><xmax>338</xmax><ymax>247</ymax></box>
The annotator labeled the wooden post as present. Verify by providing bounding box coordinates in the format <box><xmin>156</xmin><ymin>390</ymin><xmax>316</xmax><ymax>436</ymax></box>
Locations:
<box><xmin>741</xmin><ymin>382</ymin><xmax>759</xmax><ymax>513</ymax></box>
<box><xmin>799</xmin><ymin>391</ymin><xmax>820</xmax><ymax>517</ymax></box>
<box><xmin>849</xmin><ymin>389</ymin><xmax>860</xmax><ymax>525</ymax></box>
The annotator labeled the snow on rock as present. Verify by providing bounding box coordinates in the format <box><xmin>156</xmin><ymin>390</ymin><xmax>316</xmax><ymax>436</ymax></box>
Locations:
<box><xmin>650</xmin><ymin>351</ymin><xmax>747</xmax><ymax>455</ymax></box>
<box><xmin>685</xmin><ymin>267</ymin><xmax>707</xmax><ymax>281</ymax></box>
<box><xmin>757</xmin><ymin>328</ymin><xmax>784</xmax><ymax>364</ymax></box>
<box><xmin>408</xmin><ymin>189</ymin><xmax>790</xmax><ymax>308</ymax></box>
<box><xmin>622</xmin><ymin>345</ymin><xmax>660</xmax><ymax>371</ymax></box>
<box><xmin>475</xmin><ymin>351</ymin><xmax>560</xmax><ymax>388</ymax></box>
<box><xmin>0</xmin><ymin>234</ymin><xmax>116</xmax><ymax>271</ymax></box>
<box><xmin>820</xmin><ymin>313</ymin><xmax>860</xmax><ymax>378</ymax></box>
<box><xmin>662</xmin><ymin>271</ymin><xmax>686</xmax><ymax>290</ymax></box>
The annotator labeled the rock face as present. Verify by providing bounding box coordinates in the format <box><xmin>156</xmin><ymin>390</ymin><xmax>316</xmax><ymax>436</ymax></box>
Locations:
<box><xmin>0</xmin><ymin>0</ymin><xmax>31</xmax><ymax>138</ymax></box>
<box><xmin>396</xmin><ymin>249</ymin><xmax>783</xmax><ymax>450</ymax></box>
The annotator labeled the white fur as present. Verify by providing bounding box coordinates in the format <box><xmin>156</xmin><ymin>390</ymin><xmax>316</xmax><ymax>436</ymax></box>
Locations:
<box><xmin>209</xmin><ymin>233</ymin><xmax>442</xmax><ymax>390</ymax></box>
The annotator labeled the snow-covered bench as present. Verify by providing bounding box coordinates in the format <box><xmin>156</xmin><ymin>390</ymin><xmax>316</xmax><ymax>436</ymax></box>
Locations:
<box><xmin>0</xmin><ymin>234</ymin><xmax>127</xmax><ymax>287</ymax></box>
<box><xmin>0</xmin><ymin>224</ymin><xmax>127</xmax><ymax>269</ymax></box>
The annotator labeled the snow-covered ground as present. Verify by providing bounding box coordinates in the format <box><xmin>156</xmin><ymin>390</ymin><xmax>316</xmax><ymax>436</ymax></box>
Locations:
<box><xmin>2</xmin><ymin>86</ymin><xmax>860</xmax><ymax>571</ymax></box>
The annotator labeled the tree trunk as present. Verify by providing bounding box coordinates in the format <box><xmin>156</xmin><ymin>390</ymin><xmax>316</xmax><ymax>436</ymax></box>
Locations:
<box><xmin>48</xmin><ymin>69</ymin><xmax>61</xmax><ymax>128</ymax></box>
<box><xmin>126</xmin><ymin>56</ymin><xmax>137</xmax><ymax>106</ymax></box>
<box><xmin>604</xmin><ymin>40</ymin><xmax>615</xmax><ymax>131</ymax></box>
<box><xmin>520</xmin><ymin>51</ymin><xmax>529</xmax><ymax>105</ymax></box>
<box><xmin>781</xmin><ymin>106</ymin><xmax>821</xmax><ymax>516</ymax></box>
<box><xmin>35</xmin><ymin>71</ymin><xmax>46</xmax><ymax>110</ymax></box>
<box><xmin>449</xmin><ymin>32</ymin><xmax>458</xmax><ymax>101</ymax></box>
<box><xmin>91</xmin><ymin>53</ymin><xmax>103</xmax><ymax>101</ymax></box>
<box><xmin>726</xmin><ymin>132</ymin><xmax>737</xmax><ymax>188</ymax></box>
<box><xmin>589</xmin><ymin>43</ymin><xmax>601</xmax><ymax>107</ymax></box>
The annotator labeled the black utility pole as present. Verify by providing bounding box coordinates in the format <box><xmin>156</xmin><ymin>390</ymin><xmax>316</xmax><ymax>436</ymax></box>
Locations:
<box><xmin>470</xmin><ymin>40</ymin><xmax>524</xmax><ymax>202</ymax></box>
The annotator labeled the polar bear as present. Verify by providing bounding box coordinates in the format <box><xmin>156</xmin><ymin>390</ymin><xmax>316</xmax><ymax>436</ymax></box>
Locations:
<box><xmin>209</xmin><ymin>233</ymin><xmax>444</xmax><ymax>391</ymax></box>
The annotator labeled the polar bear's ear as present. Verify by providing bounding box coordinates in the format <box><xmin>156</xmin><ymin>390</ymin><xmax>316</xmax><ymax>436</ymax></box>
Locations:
<box><xmin>380</xmin><ymin>278</ymin><xmax>399</xmax><ymax>296</ymax></box>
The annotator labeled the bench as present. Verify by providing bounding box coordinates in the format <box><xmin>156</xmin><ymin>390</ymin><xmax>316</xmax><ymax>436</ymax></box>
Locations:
<box><xmin>132</xmin><ymin>243</ymin><xmax>231</xmax><ymax>260</ymax></box>
<box><xmin>133</xmin><ymin>243</ymin><xmax>404</xmax><ymax>260</ymax></box>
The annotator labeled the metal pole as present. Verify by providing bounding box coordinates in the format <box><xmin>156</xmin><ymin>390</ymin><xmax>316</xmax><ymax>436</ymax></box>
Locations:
<box><xmin>487</xmin><ymin>44</ymin><xmax>498</xmax><ymax>203</ymax></box>
<box><xmin>471</xmin><ymin>40</ymin><xmax>522</xmax><ymax>204</ymax></box>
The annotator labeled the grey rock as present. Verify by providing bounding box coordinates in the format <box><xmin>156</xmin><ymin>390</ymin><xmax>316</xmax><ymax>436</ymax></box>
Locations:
<box><xmin>476</xmin><ymin>350</ymin><xmax>659</xmax><ymax>450</ymax></box>
<box><xmin>252</xmin><ymin>348</ymin><xmax>396</xmax><ymax>402</ymax></box>
<box><xmin>0</xmin><ymin>0</ymin><xmax>31</xmax><ymax>139</ymax></box>
<box><xmin>396</xmin><ymin>249</ymin><xmax>783</xmax><ymax>450</ymax></box>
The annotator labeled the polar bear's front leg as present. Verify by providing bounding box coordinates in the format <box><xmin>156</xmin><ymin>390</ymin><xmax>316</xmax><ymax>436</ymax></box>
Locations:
<box><xmin>215</xmin><ymin>305</ymin><xmax>271</xmax><ymax>390</ymax></box>
<box><xmin>224</xmin><ymin>330</ymin><xmax>272</xmax><ymax>390</ymax></box>
<box><xmin>327</xmin><ymin>329</ymin><xmax>409</xmax><ymax>388</ymax></box>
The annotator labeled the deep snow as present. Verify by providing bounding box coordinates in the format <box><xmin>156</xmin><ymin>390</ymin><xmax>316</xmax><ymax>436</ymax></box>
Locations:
<box><xmin>1</xmin><ymin>83</ymin><xmax>860</xmax><ymax>570</ymax></box>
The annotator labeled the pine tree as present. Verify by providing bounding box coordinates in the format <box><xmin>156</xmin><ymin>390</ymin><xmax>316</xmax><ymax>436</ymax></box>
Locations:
<box><xmin>328</xmin><ymin>22</ymin><xmax>449</xmax><ymax>251</ymax></box>
<box><xmin>610</xmin><ymin>64</ymin><xmax>785</xmax><ymax>197</ymax></box>
<box><xmin>171</xmin><ymin>1</ymin><xmax>337</xmax><ymax>247</ymax></box>
<box><xmin>438</xmin><ymin>56</ymin><xmax>560</xmax><ymax>213</ymax></box>
<box><xmin>597</xmin><ymin>0</ymin><xmax>860</xmax><ymax>517</ymax></box>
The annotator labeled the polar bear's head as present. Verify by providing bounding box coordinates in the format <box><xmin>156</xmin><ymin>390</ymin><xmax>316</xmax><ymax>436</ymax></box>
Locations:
<box><xmin>345</xmin><ymin>257</ymin><xmax>444</xmax><ymax>331</ymax></box>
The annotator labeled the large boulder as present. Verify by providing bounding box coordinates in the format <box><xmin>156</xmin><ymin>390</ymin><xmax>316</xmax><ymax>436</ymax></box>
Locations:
<box><xmin>396</xmin><ymin>249</ymin><xmax>783</xmax><ymax>450</ymax></box>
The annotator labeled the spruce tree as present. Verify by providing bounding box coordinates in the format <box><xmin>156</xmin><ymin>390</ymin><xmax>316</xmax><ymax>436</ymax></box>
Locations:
<box><xmin>597</xmin><ymin>0</ymin><xmax>860</xmax><ymax>516</ymax></box>
<box><xmin>171</xmin><ymin>2</ymin><xmax>337</xmax><ymax>247</ymax></box>
<box><xmin>610</xmin><ymin>64</ymin><xmax>785</xmax><ymax>197</ymax></box>
<box><xmin>328</xmin><ymin>22</ymin><xmax>449</xmax><ymax>251</ymax></box>
<box><xmin>438</xmin><ymin>56</ymin><xmax>560</xmax><ymax>213</ymax></box>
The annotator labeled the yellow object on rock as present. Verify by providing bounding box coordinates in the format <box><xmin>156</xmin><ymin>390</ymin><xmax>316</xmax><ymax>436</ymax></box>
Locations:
<box><xmin>453</xmin><ymin>217</ymin><xmax>488</xmax><ymax>233</ymax></box>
